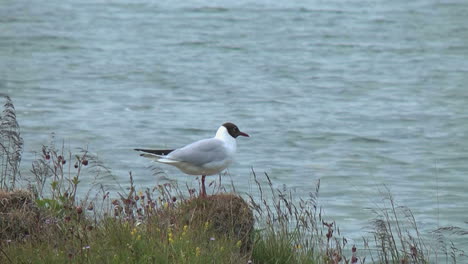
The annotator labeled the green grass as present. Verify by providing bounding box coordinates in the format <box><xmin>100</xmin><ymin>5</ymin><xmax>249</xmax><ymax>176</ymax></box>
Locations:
<box><xmin>2</xmin><ymin>217</ymin><xmax>247</xmax><ymax>263</ymax></box>
<box><xmin>251</xmin><ymin>230</ymin><xmax>317</xmax><ymax>264</ymax></box>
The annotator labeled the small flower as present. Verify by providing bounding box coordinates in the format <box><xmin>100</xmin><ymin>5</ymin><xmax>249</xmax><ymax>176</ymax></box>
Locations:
<box><xmin>210</xmin><ymin>237</ymin><xmax>215</xmax><ymax>241</ymax></box>
<box><xmin>195</xmin><ymin>247</ymin><xmax>201</xmax><ymax>257</ymax></box>
<box><xmin>137</xmin><ymin>235</ymin><xmax>141</xmax><ymax>241</ymax></box>
<box><xmin>83</xmin><ymin>245</ymin><xmax>90</xmax><ymax>250</ymax></box>
<box><xmin>204</xmin><ymin>221</ymin><xmax>210</xmax><ymax>231</ymax></box>
<box><xmin>168</xmin><ymin>229</ymin><xmax>174</xmax><ymax>244</ymax></box>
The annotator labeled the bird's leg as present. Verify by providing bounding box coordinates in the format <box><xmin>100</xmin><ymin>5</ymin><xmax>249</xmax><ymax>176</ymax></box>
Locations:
<box><xmin>201</xmin><ymin>175</ymin><xmax>207</xmax><ymax>197</ymax></box>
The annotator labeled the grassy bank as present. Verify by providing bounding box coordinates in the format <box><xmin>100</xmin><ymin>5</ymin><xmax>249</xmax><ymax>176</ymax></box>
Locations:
<box><xmin>0</xmin><ymin>151</ymin><xmax>432</xmax><ymax>263</ymax></box>
<box><xmin>1</xmin><ymin>95</ymin><xmax>465</xmax><ymax>263</ymax></box>
<box><xmin>0</xmin><ymin>145</ymin><xmax>330</xmax><ymax>263</ymax></box>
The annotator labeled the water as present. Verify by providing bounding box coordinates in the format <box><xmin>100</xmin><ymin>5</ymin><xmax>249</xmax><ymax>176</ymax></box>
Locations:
<box><xmin>2</xmin><ymin>0</ymin><xmax>468</xmax><ymax>252</ymax></box>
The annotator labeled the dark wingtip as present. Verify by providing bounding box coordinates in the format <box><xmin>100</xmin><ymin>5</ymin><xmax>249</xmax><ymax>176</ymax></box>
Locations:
<box><xmin>134</xmin><ymin>148</ymin><xmax>174</xmax><ymax>156</ymax></box>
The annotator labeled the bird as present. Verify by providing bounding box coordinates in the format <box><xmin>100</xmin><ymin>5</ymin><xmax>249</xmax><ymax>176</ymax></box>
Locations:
<box><xmin>135</xmin><ymin>122</ymin><xmax>249</xmax><ymax>196</ymax></box>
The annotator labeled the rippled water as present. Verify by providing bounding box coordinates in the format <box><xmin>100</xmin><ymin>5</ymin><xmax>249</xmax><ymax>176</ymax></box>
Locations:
<box><xmin>2</xmin><ymin>0</ymin><xmax>468</xmax><ymax>250</ymax></box>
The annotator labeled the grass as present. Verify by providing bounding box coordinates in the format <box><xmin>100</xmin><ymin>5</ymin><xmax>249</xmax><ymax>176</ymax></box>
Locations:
<box><xmin>1</xmin><ymin>95</ymin><xmax>466</xmax><ymax>263</ymax></box>
<box><xmin>2</xmin><ymin>212</ymin><xmax>249</xmax><ymax>263</ymax></box>
<box><xmin>0</xmin><ymin>94</ymin><xmax>23</xmax><ymax>190</ymax></box>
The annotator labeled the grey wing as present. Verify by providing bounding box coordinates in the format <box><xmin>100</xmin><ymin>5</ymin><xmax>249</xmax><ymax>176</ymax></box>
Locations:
<box><xmin>167</xmin><ymin>138</ymin><xmax>227</xmax><ymax>166</ymax></box>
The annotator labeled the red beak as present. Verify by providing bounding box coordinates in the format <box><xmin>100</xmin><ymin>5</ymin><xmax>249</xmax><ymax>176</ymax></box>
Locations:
<box><xmin>239</xmin><ymin>131</ymin><xmax>249</xmax><ymax>137</ymax></box>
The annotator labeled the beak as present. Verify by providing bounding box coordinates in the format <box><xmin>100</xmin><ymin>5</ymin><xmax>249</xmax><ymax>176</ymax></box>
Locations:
<box><xmin>239</xmin><ymin>131</ymin><xmax>249</xmax><ymax>137</ymax></box>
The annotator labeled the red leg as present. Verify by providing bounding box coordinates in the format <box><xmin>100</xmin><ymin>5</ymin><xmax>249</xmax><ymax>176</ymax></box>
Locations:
<box><xmin>201</xmin><ymin>175</ymin><xmax>207</xmax><ymax>197</ymax></box>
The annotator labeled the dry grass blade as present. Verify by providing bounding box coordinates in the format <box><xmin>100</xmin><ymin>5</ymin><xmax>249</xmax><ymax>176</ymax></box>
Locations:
<box><xmin>0</xmin><ymin>94</ymin><xmax>24</xmax><ymax>190</ymax></box>
<box><xmin>366</xmin><ymin>190</ymin><xmax>430</xmax><ymax>263</ymax></box>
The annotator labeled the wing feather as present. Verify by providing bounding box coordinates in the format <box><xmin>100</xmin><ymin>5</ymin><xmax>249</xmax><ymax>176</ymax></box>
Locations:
<box><xmin>167</xmin><ymin>138</ymin><xmax>227</xmax><ymax>166</ymax></box>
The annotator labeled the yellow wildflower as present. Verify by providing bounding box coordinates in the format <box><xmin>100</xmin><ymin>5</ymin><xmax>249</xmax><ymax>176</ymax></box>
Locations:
<box><xmin>182</xmin><ymin>225</ymin><xmax>188</xmax><ymax>237</ymax></box>
<box><xmin>130</xmin><ymin>228</ymin><xmax>137</xmax><ymax>236</ymax></box>
<box><xmin>236</xmin><ymin>240</ymin><xmax>242</xmax><ymax>248</ymax></box>
<box><xmin>137</xmin><ymin>235</ymin><xmax>141</xmax><ymax>241</ymax></box>
<box><xmin>195</xmin><ymin>247</ymin><xmax>201</xmax><ymax>257</ymax></box>
<box><xmin>168</xmin><ymin>229</ymin><xmax>174</xmax><ymax>244</ymax></box>
<box><xmin>204</xmin><ymin>221</ymin><xmax>209</xmax><ymax>231</ymax></box>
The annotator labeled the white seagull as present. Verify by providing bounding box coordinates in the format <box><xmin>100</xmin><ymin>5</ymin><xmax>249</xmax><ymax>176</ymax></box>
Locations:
<box><xmin>135</xmin><ymin>122</ymin><xmax>249</xmax><ymax>196</ymax></box>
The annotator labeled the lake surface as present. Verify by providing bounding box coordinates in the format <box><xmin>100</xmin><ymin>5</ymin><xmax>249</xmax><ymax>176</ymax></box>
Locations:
<box><xmin>2</xmin><ymin>0</ymin><xmax>467</xmax><ymax>253</ymax></box>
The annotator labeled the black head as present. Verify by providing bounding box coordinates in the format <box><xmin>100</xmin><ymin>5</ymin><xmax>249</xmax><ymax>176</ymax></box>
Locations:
<box><xmin>222</xmin><ymin>122</ymin><xmax>249</xmax><ymax>138</ymax></box>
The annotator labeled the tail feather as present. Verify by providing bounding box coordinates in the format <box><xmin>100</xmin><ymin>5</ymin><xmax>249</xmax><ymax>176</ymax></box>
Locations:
<box><xmin>139</xmin><ymin>153</ymin><xmax>163</xmax><ymax>161</ymax></box>
<box><xmin>136</xmin><ymin>149</ymin><xmax>179</xmax><ymax>164</ymax></box>
<box><xmin>139</xmin><ymin>153</ymin><xmax>178</xmax><ymax>164</ymax></box>
<box><xmin>134</xmin><ymin>148</ymin><xmax>174</xmax><ymax>156</ymax></box>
